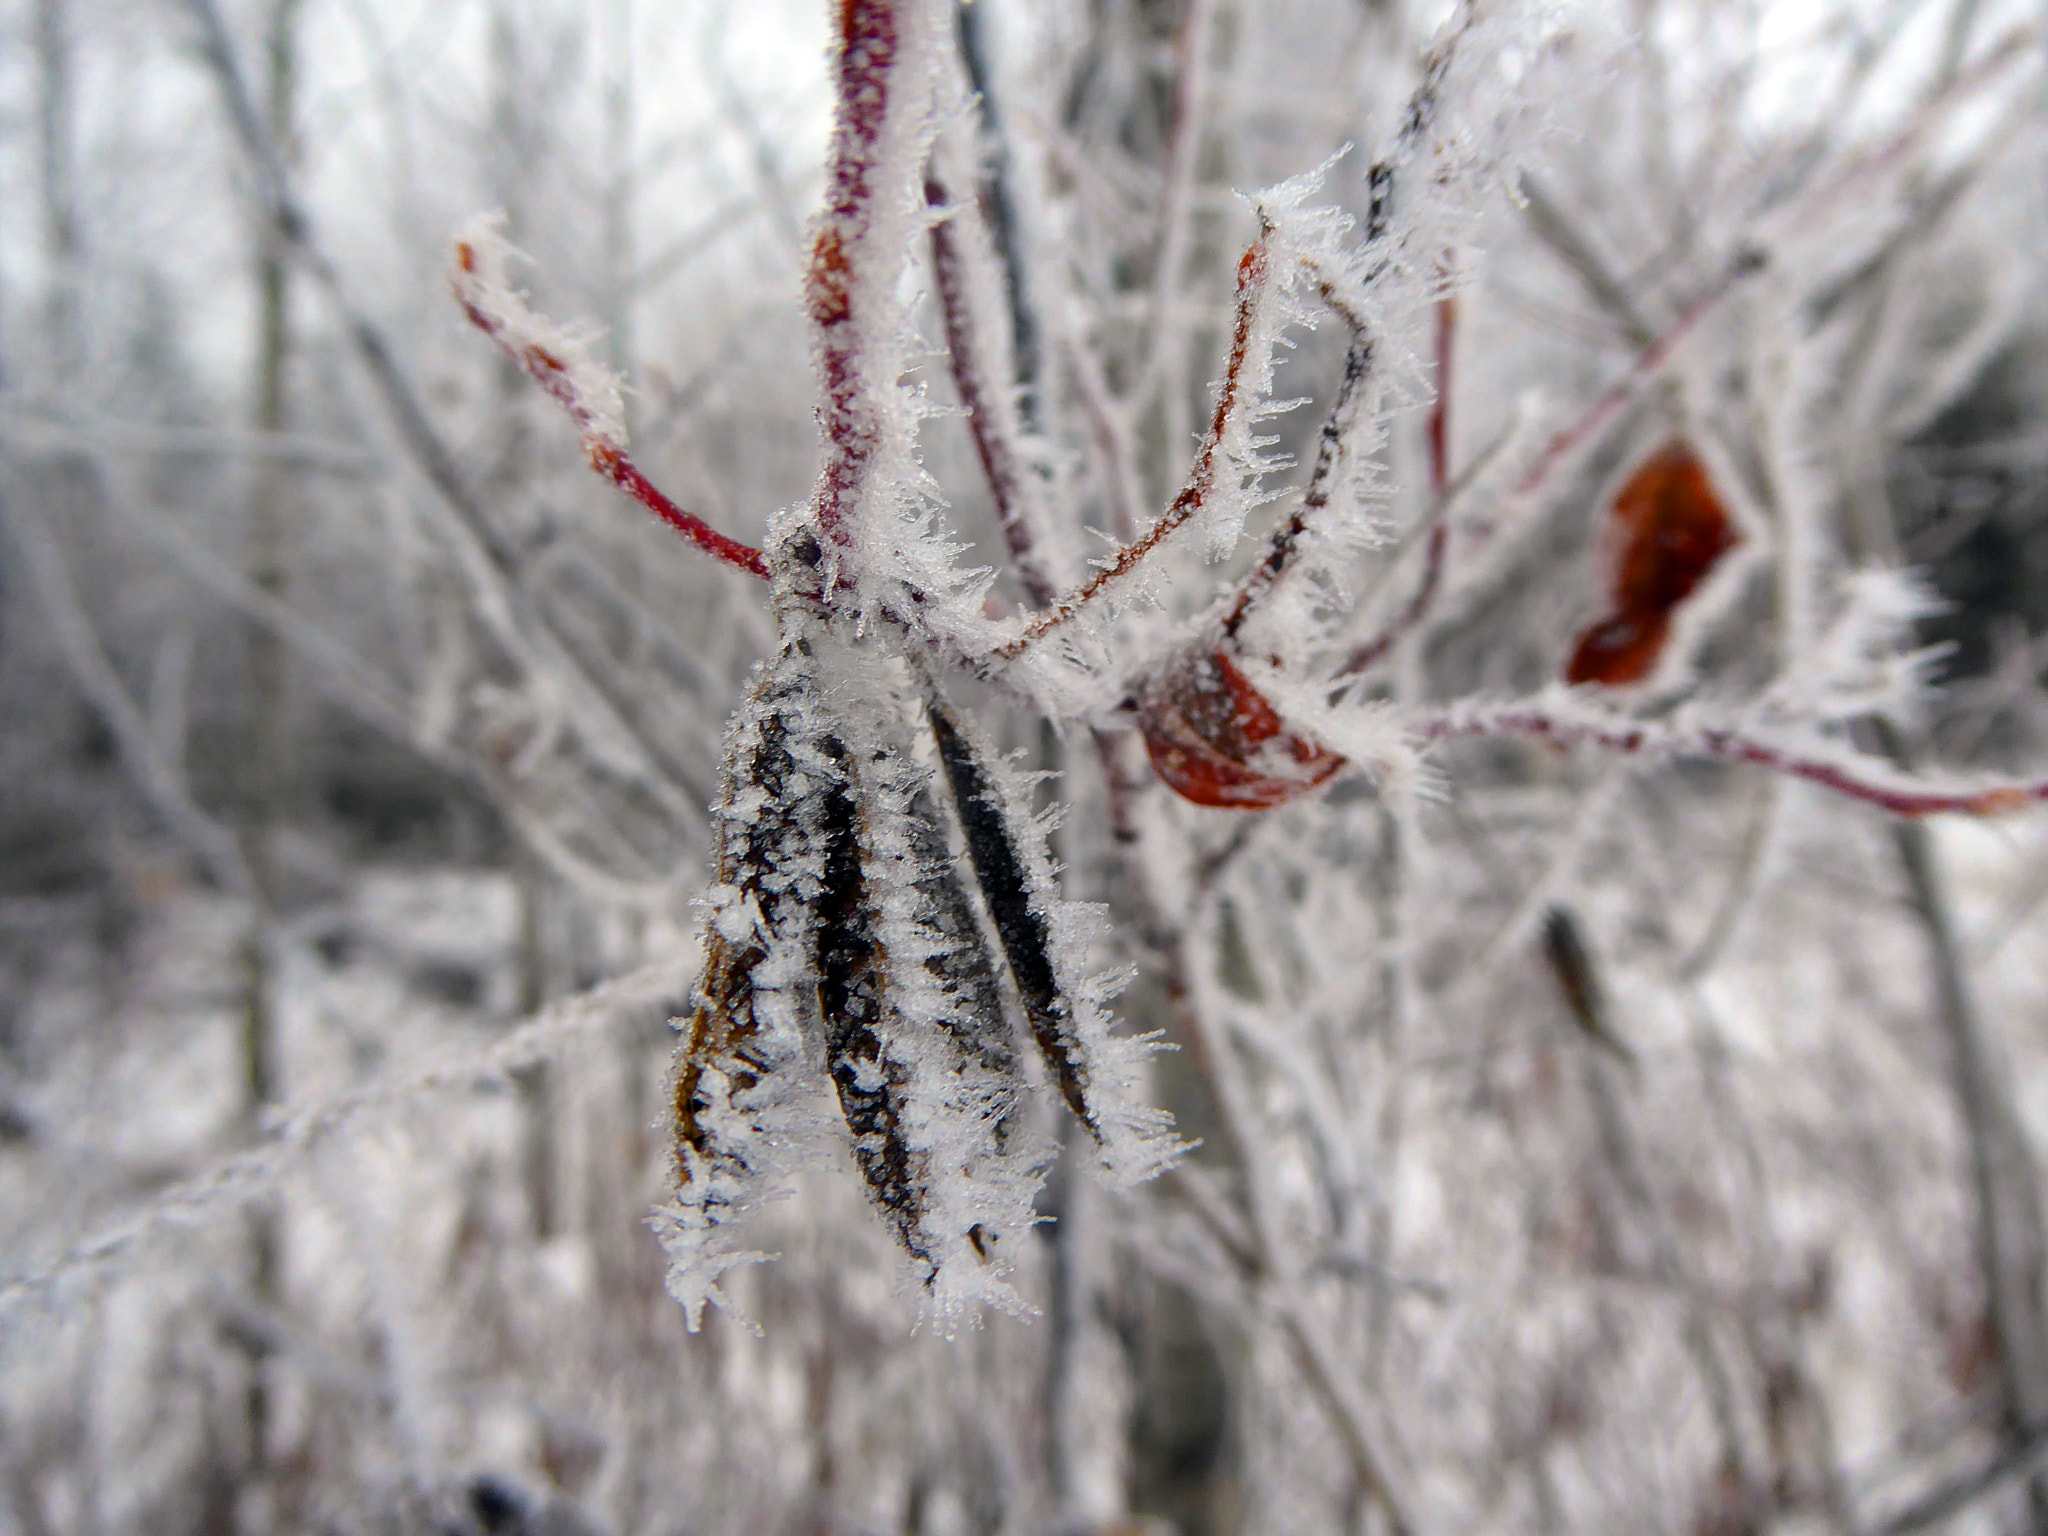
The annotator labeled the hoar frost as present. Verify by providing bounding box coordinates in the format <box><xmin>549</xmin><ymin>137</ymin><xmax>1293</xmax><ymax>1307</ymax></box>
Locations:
<box><xmin>655</xmin><ymin>530</ymin><xmax>1180</xmax><ymax>1326</ymax></box>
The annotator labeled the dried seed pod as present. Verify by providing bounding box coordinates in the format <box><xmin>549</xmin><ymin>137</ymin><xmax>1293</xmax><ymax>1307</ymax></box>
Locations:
<box><xmin>1567</xmin><ymin>440</ymin><xmax>1741</xmax><ymax>687</ymax></box>
<box><xmin>901</xmin><ymin>784</ymin><xmax>1023</xmax><ymax>1145</ymax></box>
<box><xmin>812</xmin><ymin>744</ymin><xmax>939</xmax><ymax>1277</ymax></box>
<box><xmin>657</xmin><ymin>636</ymin><xmax>845</xmax><ymax>1326</ymax></box>
<box><xmin>671</xmin><ymin>650</ymin><xmax>817</xmax><ymax>1173</ymax></box>
<box><xmin>927</xmin><ymin>694</ymin><xmax>1091</xmax><ymax>1129</ymax></box>
<box><xmin>1539</xmin><ymin>905</ymin><xmax>1634</xmax><ymax>1065</ymax></box>
<box><xmin>668</xmin><ymin>613</ymin><xmax>1051</xmax><ymax>1308</ymax></box>
<box><xmin>1138</xmin><ymin>649</ymin><xmax>1346</xmax><ymax>809</ymax></box>
<box><xmin>927</xmin><ymin>689</ymin><xmax>1181</xmax><ymax>1187</ymax></box>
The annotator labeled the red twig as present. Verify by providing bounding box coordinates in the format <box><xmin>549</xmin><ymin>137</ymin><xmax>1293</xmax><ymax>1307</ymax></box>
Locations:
<box><xmin>1428</xmin><ymin>293</ymin><xmax>1455</xmax><ymax>499</ymax></box>
<box><xmin>587</xmin><ymin>445</ymin><xmax>768</xmax><ymax>580</ymax></box>
<box><xmin>1796</xmin><ymin>27</ymin><xmax>2039</xmax><ymax>231</ymax></box>
<box><xmin>1470</xmin><ymin>28</ymin><xmax>2037</xmax><ymax>542</ymax></box>
<box><xmin>1001</xmin><ymin>227</ymin><xmax>1275</xmax><ymax>659</ymax></box>
<box><xmin>927</xmin><ymin>171</ymin><xmax>1057</xmax><ymax>607</ymax></box>
<box><xmin>1221</xmin><ymin>331</ymin><xmax>1372</xmax><ymax>641</ymax></box>
<box><xmin>808</xmin><ymin>0</ymin><xmax>905</xmax><ymax>550</ymax></box>
<box><xmin>452</xmin><ymin>238</ymin><xmax>768</xmax><ymax>581</ymax></box>
<box><xmin>1484</xmin><ymin>250</ymin><xmax>1765</xmax><ymax>529</ymax></box>
<box><xmin>1067</xmin><ymin>335</ymin><xmax>1145</xmax><ymax>544</ymax></box>
<box><xmin>1422</xmin><ymin>701</ymin><xmax>2048</xmax><ymax>818</ymax></box>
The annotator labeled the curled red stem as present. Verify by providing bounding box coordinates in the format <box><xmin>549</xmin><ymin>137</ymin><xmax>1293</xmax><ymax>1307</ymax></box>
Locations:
<box><xmin>453</xmin><ymin>269</ymin><xmax>767</xmax><ymax>581</ymax></box>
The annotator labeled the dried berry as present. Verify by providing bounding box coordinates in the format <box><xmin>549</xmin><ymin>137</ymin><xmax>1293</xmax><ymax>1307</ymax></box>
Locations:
<box><xmin>1138</xmin><ymin>650</ymin><xmax>1346</xmax><ymax>809</ymax></box>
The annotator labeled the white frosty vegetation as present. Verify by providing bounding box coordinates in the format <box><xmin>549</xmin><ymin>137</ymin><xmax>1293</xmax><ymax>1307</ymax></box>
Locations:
<box><xmin>452</xmin><ymin>0</ymin><xmax>2048</xmax><ymax>1330</ymax></box>
<box><xmin>17</xmin><ymin>0</ymin><xmax>2048</xmax><ymax>1526</ymax></box>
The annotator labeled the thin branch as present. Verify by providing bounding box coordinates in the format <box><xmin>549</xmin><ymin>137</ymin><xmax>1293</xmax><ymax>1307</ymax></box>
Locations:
<box><xmin>450</xmin><ymin>227</ymin><xmax>768</xmax><ymax>579</ymax></box>
<box><xmin>1328</xmin><ymin>410</ymin><xmax>1522</xmax><ymax>682</ymax></box>
<box><xmin>1829</xmin><ymin>21</ymin><xmax>2037</xmax><ymax>212</ymax></box>
<box><xmin>1515</xmin><ymin>173</ymin><xmax>1657</xmax><ymax>347</ymax></box>
<box><xmin>0</xmin><ymin>961</ymin><xmax>692</xmax><ymax>1324</ymax></box>
<box><xmin>1427</xmin><ymin>293</ymin><xmax>1457</xmax><ymax>498</ymax></box>
<box><xmin>927</xmin><ymin>168</ymin><xmax>1056</xmax><ymax>605</ymax></box>
<box><xmin>1214</xmin><ymin>31</ymin><xmax>1470</xmax><ymax>643</ymax></box>
<box><xmin>808</xmin><ymin>0</ymin><xmax>911</xmax><ymax>550</ymax></box>
<box><xmin>588</xmin><ymin>448</ymin><xmax>768</xmax><ymax>580</ymax></box>
<box><xmin>1871</xmin><ymin>1420</ymin><xmax>2048</xmax><ymax>1535</ymax></box>
<box><xmin>1001</xmin><ymin>226</ymin><xmax>1276</xmax><ymax>657</ymax></box>
<box><xmin>1222</xmin><ymin>333</ymin><xmax>1375</xmax><ymax>641</ymax></box>
<box><xmin>1064</xmin><ymin>330</ymin><xmax>1146</xmax><ymax>543</ymax></box>
<box><xmin>0</xmin><ymin>407</ymin><xmax>377</xmax><ymax>471</ymax></box>
<box><xmin>1681</xmin><ymin>774</ymin><xmax>1785</xmax><ymax>980</ymax></box>
<box><xmin>178</xmin><ymin>0</ymin><xmax>711</xmax><ymax>830</ymax></box>
<box><xmin>1128</xmin><ymin>0</ymin><xmax>1217</xmax><ymax>437</ymax></box>
<box><xmin>1418</xmin><ymin>698</ymin><xmax>2048</xmax><ymax>818</ymax></box>
<box><xmin>1</xmin><ymin>472</ymin><xmax>249</xmax><ymax>894</ymax></box>
<box><xmin>953</xmin><ymin>0</ymin><xmax>1044</xmax><ymax>426</ymax></box>
<box><xmin>1276</xmin><ymin>1301</ymin><xmax>1419</xmax><ymax>1536</ymax></box>
<box><xmin>1487</xmin><ymin>249</ymin><xmax>1765</xmax><ymax>525</ymax></box>
<box><xmin>1339</xmin><ymin>524</ymin><xmax>1447</xmax><ymax>677</ymax></box>
<box><xmin>1089</xmin><ymin>726</ymin><xmax>1421</xmax><ymax>1533</ymax></box>
<box><xmin>94</xmin><ymin>460</ymin><xmax>449</xmax><ymax>772</ymax></box>
<box><xmin>1463</xmin><ymin>33</ymin><xmax>2039</xmax><ymax>565</ymax></box>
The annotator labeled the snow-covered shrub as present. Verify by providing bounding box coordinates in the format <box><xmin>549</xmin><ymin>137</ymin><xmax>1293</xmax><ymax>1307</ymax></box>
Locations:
<box><xmin>7</xmin><ymin>0</ymin><xmax>2048</xmax><ymax>1530</ymax></box>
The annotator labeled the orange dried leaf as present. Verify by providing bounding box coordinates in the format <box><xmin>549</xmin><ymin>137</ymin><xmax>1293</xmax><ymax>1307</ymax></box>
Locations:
<box><xmin>1566</xmin><ymin>611</ymin><xmax>1673</xmax><ymax>687</ymax></box>
<box><xmin>1567</xmin><ymin>440</ymin><xmax>1740</xmax><ymax>687</ymax></box>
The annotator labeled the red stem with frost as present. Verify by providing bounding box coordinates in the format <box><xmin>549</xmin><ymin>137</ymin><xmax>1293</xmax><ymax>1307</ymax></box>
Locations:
<box><xmin>1428</xmin><ymin>703</ymin><xmax>2048</xmax><ymax>818</ymax></box>
<box><xmin>1428</xmin><ymin>293</ymin><xmax>1455</xmax><ymax>499</ymax></box>
<box><xmin>928</xmin><ymin>172</ymin><xmax>1056</xmax><ymax>607</ymax></box>
<box><xmin>452</xmin><ymin>243</ymin><xmax>768</xmax><ymax>580</ymax></box>
<box><xmin>587</xmin><ymin>445</ymin><xmax>768</xmax><ymax>580</ymax></box>
<box><xmin>808</xmin><ymin>0</ymin><xmax>903</xmax><ymax>550</ymax></box>
<box><xmin>1006</xmin><ymin>227</ymin><xmax>1275</xmax><ymax>658</ymax></box>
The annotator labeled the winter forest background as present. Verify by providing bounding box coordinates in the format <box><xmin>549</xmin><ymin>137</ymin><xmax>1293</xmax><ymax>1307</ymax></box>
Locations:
<box><xmin>5</xmin><ymin>0</ymin><xmax>2048</xmax><ymax>1531</ymax></box>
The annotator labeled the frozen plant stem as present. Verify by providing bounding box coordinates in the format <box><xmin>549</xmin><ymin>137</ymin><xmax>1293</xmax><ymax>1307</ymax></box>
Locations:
<box><xmin>951</xmin><ymin>0</ymin><xmax>1043</xmax><ymax>431</ymax></box>
<box><xmin>927</xmin><ymin>165</ymin><xmax>1056</xmax><ymax>605</ymax></box>
<box><xmin>1002</xmin><ymin>226</ymin><xmax>1277</xmax><ymax>657</ymax></box>
<box><xmin>1223</xmin><ymin>333</ymin><xmax>1375</xmax><ymax>642</ymax></box>
<box><xmin>808</xmin><ymin>0</ymin><xmax>908</xmax><ymax>552</ymax></box>
<box><xmin>1418</xmin><ymin>702</ymin><xmax>2048</xmax><ymax>818</ymax></box>
<box><xmin>450</xmin><ymin>235</ymin><xmax>767</xmax><ymax>580</ymax></box>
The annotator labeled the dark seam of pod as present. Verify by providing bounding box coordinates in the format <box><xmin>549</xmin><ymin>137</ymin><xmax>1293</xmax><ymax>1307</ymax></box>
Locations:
<box><xmin>926</xmin><ymin>691</ymin><xmax>1099</xmax><ymax>1140</ymax></box>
